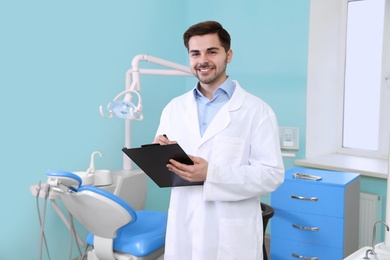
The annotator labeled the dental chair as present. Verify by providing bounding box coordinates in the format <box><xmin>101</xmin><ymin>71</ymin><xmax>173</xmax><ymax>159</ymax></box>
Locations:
<box><xmin>46</xmin><ymin>170</ymin><xmax>167</xmax><ymax>260</ymax></box>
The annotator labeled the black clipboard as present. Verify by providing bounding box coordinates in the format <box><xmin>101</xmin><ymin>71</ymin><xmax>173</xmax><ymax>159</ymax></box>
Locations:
<box><xmin>122</xmin><ymin>143</ymin><xmax>204</xmax><ymax>188</ymax></box>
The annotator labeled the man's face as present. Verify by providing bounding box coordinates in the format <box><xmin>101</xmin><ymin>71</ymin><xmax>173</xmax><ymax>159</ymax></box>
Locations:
<box><xmin>188</xmin><ymin>33</ymin><xmax>232</xmax><ymax>89</ymax></box>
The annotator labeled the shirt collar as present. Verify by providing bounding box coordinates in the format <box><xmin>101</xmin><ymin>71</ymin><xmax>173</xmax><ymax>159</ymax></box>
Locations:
<box><xmin>193</xmin><ymin>77</ymin><xmax>235</xmax><ymax>99</ymax></box>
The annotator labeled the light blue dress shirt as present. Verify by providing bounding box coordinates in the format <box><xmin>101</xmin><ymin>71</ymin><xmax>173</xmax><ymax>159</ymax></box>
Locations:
<box><xmin>193</xmin><ymin>77</ymin><xmax>236</xmax><ymax>136</ymax></box>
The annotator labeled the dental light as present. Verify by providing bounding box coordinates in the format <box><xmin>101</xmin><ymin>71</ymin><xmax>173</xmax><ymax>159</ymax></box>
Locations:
<box><xmin>99</xmin><ymin>54</ymin><xmax>194</xmax><ymax>171</ymax></box>
<box><xmin>105</xmin><ymin>89</ymin><xmax>143</xmax><ymax>121</ymax></box>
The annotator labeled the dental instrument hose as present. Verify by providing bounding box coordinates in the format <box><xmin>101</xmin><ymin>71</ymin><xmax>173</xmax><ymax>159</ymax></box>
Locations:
<box><xmin>68</xmin><ymin>211</ymin><xmax>73</xmax><ymax>260</ymax></box>
<box><xmin>72</xmin><ymin>215</ymin><xmax>90</xmax><ymax>260</ymax></box>
<box><xmin>35</xmin><ymin>182</ymin><xmax>51</xmax><ymax>260</ymax></box>
<box><xmin>68</xmin><ymin>212</ymin><xmax>84</xmax><ymax>260</ymax></box>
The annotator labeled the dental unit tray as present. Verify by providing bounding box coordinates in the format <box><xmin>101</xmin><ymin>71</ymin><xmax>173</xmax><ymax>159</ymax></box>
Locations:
<box><xmin>122</xmin><ymin>143</ymin><xmax>204</xmax><ymax>188</ymax></box>
<box><xmin>293</xmin><ymin>172</ymin><xmax>322</xmax><ymax>181</ymax></box>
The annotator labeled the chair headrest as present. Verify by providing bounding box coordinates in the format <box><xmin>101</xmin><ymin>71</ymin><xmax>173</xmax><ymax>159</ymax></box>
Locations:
<box><xmin>46</xmin><ymin>169</ymin><xmax>82</xmax><ymax>191</ymax></box>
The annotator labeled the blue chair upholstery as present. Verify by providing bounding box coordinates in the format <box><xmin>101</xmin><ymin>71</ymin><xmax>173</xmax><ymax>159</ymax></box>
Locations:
<box><xmin>46</xmin><ymin>170</ymin><xmax>167</xmax><ymax>260</ymax></box>
<box><xmin>86</xmin><ymin>210</ymin><xmax>167</xmax><ymax>257</ymax></box>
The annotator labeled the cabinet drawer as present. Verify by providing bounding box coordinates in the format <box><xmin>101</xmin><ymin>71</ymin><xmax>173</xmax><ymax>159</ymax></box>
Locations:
<box><xmin>272</xmin><ymin>209</ymin><xmax>344</xmax><ymax>248</ymax></box>
<box><xmin>271</xmin><ymin>237</ymin><xmax>343</xmax><ymax>260</ymax></box>
<box><xmin>272</xmin><ymin>181</ymin><xmax>345</xmax><ymax>217</ymax></box>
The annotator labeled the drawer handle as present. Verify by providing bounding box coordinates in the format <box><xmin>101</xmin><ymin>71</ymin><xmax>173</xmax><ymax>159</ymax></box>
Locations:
<box><xmin>292</xmin><ymin>253</ymin><xmax>319</xmax><ymax>260</ymax></box>
<box><xmin>292</xmin><ymin>224</ymin><xmax>319</xmax><ymax>232</ymax></box>
<box><xmin>291</xmin><ymin>194</ymin><xmax>318</xmax><ymax>202</ymax></box>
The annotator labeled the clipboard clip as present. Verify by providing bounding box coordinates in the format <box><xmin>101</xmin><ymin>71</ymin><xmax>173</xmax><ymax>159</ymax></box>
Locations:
<box><xmin>141</xmin><ymin>143</ymin><xmax>160</xmax><ymax>147</ymax></box>
<box><xmin>293</xmin><ymin>172</ymin><xmax>322</xmax><ymax>181</ymax></box>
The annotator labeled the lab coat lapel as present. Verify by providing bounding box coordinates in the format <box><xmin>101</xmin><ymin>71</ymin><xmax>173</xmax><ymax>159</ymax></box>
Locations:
<box><xmin>200</xmin><ymin>83</ymin><xmax>245</xmax><ymax>145</ymax></box>
<box><xmin>201</xmin><ymin>105</ymin><xmax>230</xmax><ymax>143</ymax></box>
<box><xmin>182</xmin><ymin>93</ymin><xmax>202</xmax><ymax>140</ymax></box>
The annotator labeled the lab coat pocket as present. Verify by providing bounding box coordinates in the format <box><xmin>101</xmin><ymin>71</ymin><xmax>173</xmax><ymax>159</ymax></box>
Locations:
<box><xmin>211</xmin><ymin>136</ymin><xmax>245</xmax><ymax>166</ymax></box>
<box><xmin>217</xmin><ymin>218</ymin><xmax>257</xmax><ymax>260</ymax></box>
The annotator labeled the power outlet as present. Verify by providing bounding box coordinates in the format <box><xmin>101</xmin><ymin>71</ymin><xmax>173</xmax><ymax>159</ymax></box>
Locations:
<box><xmin>279</xmin><ymin>127</ymin><xmax>299</xmax><ymax>150</ymax></box>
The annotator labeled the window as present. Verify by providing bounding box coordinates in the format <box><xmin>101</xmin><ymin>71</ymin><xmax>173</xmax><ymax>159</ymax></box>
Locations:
<box><xmin>295</xmin><ymin>0</ymin><xmax>390</xmax><ymax>177</ymax></box>
<box><xmin>342</xmin><ymin>0</ymin><xmax>387</xmax><ymax>154</ymax></box>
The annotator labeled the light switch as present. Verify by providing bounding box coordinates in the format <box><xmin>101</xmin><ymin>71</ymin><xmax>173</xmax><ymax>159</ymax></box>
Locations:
<box><xmin>279</xmin><ymin>127</ymin><xmax>299</xmax><ymax>150</ymax></box>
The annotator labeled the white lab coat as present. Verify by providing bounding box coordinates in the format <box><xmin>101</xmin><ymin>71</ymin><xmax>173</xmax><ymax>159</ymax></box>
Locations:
<box><xmin>156</xmin><ymin>81</ymin><xmax>284</xmax><ymax>260</ymax></box>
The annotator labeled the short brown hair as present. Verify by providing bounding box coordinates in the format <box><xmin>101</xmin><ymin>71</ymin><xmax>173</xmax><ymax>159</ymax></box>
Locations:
<box><xmin>183</xmin><ymin>21</ymin><xmax>231</xmax><ymax>52</ymax></box>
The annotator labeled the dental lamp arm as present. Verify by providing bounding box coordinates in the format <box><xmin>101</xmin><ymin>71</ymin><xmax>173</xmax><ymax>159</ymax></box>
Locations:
<box><xmin>128</xmin><ymin>54</ymin><xmax>193</xmax><ymax>91</ymax></box>
<box><xmin>99</xmin><ymin>54</ymin><xmax>194</xmax><ymax>171</ymax></box>
<box><xmin>132</xmin><ymin>54</ymin><xmax>192</xmax><ymax>72</ymax></box>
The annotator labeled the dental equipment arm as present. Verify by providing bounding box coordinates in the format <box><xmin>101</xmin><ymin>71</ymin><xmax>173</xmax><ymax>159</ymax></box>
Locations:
<box><xmin>129</xmin><ymin>54</ymin><xmax>193</xmax><ymax>91</ymax></box>
<box><xmin>99</xmin><ymin>54</ymin><xmax>194</xmax><ymax>171</ymax></box>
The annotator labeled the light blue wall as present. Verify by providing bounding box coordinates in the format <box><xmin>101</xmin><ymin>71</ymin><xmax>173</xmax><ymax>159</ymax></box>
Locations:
<box><xmin>1</xmin><ymin>1</ymin><xmax>386</xmax><ymax>259</ymax></box>
<box><xmin>185</xmin><ymin>0</ymin><xmax>310</xmax><ymax>165</ymax></box>
<box><xmin>142</xmin><ymin>0</ymin><xmax>312</xmax><ymax>211</ymax></box>
<box><xmin>1</xmin><ymin>1</ymin><xmax>187</xmax><ymax>259</ymax></box>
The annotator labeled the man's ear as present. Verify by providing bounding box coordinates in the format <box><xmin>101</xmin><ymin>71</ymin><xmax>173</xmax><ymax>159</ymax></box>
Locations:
<box><xmin>227</xmin><ymin>49</ymin><xmax>233</xmax><ymax>63</ymax></box>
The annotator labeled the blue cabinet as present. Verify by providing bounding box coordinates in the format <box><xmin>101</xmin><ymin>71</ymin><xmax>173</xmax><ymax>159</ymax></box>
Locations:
<box><xmin>271</xmin><ymin>167</ymin><xmax>360</xmax><ymax>260</ymax></box>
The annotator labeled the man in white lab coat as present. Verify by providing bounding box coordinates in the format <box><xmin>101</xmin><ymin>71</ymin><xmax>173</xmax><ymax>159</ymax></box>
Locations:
<box><xmin>153</xmin><ymin>21</ymin><xmax>284</xmax><ymax>260</ymax></box>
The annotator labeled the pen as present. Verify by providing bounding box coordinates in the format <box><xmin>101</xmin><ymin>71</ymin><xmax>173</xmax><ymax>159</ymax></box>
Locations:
<box><xmin>163</xmin><ymin>134</ymin><xmax>168</xmax><ymax>139</ymax></box>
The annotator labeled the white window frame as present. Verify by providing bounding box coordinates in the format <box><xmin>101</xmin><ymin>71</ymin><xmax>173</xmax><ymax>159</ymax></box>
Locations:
<box><xmin>339</xmin><ymin>0</ymin><xmax>390</xmax><ymax>158</ymax></box>
<box><xmin>295</xmin><ymin>0</ymin><xmax>390</xmax><ymax>178</ymax></box>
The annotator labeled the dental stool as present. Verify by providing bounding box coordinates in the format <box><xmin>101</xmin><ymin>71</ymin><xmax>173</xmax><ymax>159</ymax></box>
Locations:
<box><xmin>261</xmin><ymin>202</ymin><xmax>274</xmax><ymax>260</ymax></box>
<box><xmin>46</xmin><ymin>170</ymin><xmax>167</xmax><ymax>260</ymax></box>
